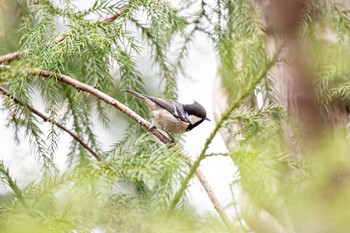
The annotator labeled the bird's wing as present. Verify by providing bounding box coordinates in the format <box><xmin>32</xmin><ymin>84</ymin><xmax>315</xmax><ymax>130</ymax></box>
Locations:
<box><xmin>147</xmin><ymin>96</ymin><xmax>190</xmax><ymax>123</ymax></box>
<box><xmin>124</xmin><ymin>89</ymin><xmax>147</xmax><ymax>99</ymax></box>
<box><xmin>172</xmin><ymin>102</ymin><xmax>191</xmax><ymax>123</ymax></box>
<box><xmin>125</xmin><ymin>90</ymin><xmax>191</xmax><ymax>123</ymax></box>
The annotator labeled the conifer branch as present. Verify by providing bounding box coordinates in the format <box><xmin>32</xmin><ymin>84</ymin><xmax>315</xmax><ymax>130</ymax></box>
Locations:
<box><xmin>0</xmin><ymin>10</ymin><xmax>123</xmax><ymax>63</ymax></box>
<box><xmin>0</xmin><ymin>162</ymin><xmax>28</xmax><ymax>207</ymax></box>
<box><xmin>0</xmin><ymin>86</ymin><xmax>101</xmax><ymax>161</ymax></box>
<box><xmin>0</xmin><ymin>64</ymin><xmax>232</xmax><ymax>232</ymax></box>
<box><xmin>96</xmin><ymin>9</ymin><xmax>123</xmax><ymax>23</ymax></box>
<box><xmin>46</xmin><ymin>10</ymin><xmax>123</xmax><ymax>46</ymax></box>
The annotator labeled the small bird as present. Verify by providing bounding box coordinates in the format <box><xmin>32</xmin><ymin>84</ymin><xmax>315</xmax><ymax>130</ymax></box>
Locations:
<box><xmin>125</xmin><ymin>90</ymin><xmax>210</xmax><ymax>134</ymax></box>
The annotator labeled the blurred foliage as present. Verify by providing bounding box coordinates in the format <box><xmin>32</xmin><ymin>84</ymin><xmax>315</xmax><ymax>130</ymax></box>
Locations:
<box><xmin>0</xmin><ymin>0</ymin><xmax>350</xmax><ymax>233</ymax></box>
<box><xmin>0</xmin><ymin>0</ymin><xmax>23</xmax><ymax>53</ymax></box>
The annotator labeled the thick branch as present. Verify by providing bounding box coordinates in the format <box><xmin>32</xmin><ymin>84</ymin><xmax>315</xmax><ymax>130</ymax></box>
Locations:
<box><xmin>0</xmin><ymin>51</ymin><xmax>21</xmax><ymax>64</ymax></box>
<box><xmin>0</xmin><ymin>10</ymin><xmax>123</xmax><ymax>63</ymax></box>
<box><xmin>0</xmin><ymin>86</ymin><xmax>101</xmax><ymax>161</ymax></box>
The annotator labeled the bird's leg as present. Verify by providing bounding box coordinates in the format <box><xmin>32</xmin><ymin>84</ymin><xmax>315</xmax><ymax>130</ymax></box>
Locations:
<box><xmin>164</xmin><ymin>131</ymin><xmax>175</xmax><ymax>143</ymax></box>
<box><xmin>147</xmin><ymin>125</ymin><xmax>174</xmax><ymax>143</ymax></box>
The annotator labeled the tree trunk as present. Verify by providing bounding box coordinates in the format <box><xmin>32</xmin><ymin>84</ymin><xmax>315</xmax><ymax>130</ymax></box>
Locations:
<box><xmin>214</xmin><ymin>1</ymin><xmax>350</xmax><ymax>232</ymax></box>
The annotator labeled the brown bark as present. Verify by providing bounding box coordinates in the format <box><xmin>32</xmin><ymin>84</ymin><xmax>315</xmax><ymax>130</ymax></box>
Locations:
<box><xmin>257</xmin><ymin>0</ymin><xmax>324</xmax><ymax>147</ymax></box>
<box><xmin>257</xmin><ymin>0</ymin><xmax>348</xmax><ymax>152</ymax></box>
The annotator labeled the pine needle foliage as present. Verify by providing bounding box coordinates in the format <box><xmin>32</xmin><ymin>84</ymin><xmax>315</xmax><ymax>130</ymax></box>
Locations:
<box><xmin>1</xmin><ymin>0</ymin><xmax>350</xmax><ymax>232</ymax></box>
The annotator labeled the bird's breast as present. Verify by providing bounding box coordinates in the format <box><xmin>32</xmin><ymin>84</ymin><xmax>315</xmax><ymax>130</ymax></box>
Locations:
<box><xmin>152</xmin><ymin>109</ymin><xmax>189</xmax><ymax>133</ymax></box>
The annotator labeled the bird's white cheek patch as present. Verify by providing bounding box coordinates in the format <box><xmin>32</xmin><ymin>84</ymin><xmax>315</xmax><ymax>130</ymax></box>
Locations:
<box><xmin>188</xmin><ymin>115</ymin><xmax>202</xmax><ymax>125</ymax></box>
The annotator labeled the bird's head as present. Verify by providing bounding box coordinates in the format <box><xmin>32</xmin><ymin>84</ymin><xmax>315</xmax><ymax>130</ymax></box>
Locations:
<box><xmin>183</xmin><ymin>101</ymin><xmax>210</xmax><ymax>126</ymax></box>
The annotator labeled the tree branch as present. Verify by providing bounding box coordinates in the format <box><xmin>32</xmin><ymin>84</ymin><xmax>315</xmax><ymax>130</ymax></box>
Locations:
<box><xmin>0</xmin><ymin>64</ymin><xmax>172</xmax><ymax>144</ymax></box>
<box><xmin>0</xmin><ymin>10</ymin><xmax>123</xmax><ymax>63</ymax></box>
<box><xmin>0</xmin><ymin>51</ymin><xmax>21</xmax><ymax>64</ymax></box>
<box><xmin>188</xmin><ymin>158</ymin><xmax>236</xmax><ymax>233</ymax></box>
<box><xmin>0</xmin><ymin>86</ymin><xmax>101</xmax><ymax>161</ymax></box>
<box><xmin>0</xmin><ymin>64</ymin><xmax>234</xmax><ymax>232</ymax></box>
<box><xmin>96</xmin><ymin>9</ymin><xmax>123</xmax><ymax>23</ymax></box>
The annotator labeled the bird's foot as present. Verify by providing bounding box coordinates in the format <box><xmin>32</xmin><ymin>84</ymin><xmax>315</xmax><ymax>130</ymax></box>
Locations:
<box><xmin>148</xmin><ymin>125</ymin><xmax>174</xmax><ymax>144</ymax></box>
<box><xmin>148</xmin><ymin>125</ymin><xmax>157</xmax><ymax>132</ymax></box>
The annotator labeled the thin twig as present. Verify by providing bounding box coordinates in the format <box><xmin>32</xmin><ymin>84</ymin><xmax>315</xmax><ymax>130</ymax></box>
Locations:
<box><xmin>0</xmin><ymin>86</ymin><xmax>101</xmax><ymax>161</ymax></box>
<box><xmin>0</xmin><ymin>10</ymin><xmax>123</xmax><ymax>63</ymax></box>
<box><xmin>188</xmin><ymin>158</ymin><xmax>236</xmax><ymax>233</ymax></box>
<box><xmin>46</xmin><ymin>10</ymin><xmax>123</xmax><ymax>46</ymax></box>
<box><xmin>96</xmin><ymin>9</ymin><xmax>123</xmax><ymax>23</ymax></box>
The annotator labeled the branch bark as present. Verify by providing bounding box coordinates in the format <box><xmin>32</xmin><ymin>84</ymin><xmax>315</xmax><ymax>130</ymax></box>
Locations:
<box><xmin>0</xmin><ymin>64</ymin><xmax>235</xmax><ymax>233</ymax></box>
<box><xmin>0</xmin><ymin>86</ymin><xmax>101</xmax><ymax>161</ymax></box>
<box><xmin>0</xmin><ymin>51</ymin><xmax>21</xmax><ymax>64</ymax></box>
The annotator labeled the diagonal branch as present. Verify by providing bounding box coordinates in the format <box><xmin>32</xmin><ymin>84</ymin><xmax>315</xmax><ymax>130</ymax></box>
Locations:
<box><xmin>187</xmin><ymin>158</ymin><xmax>236</xmax><ymax>233</ymax></box>
<box><xmin>0</xmin><ymin>86</ymin><xmax>101</xmax><ymax>161</ymax></box>
<box><xmin>0</xmin><ymin>51</ymin><xmax>21</xmax><ymax>64</ymax></box>
<box><xmin>96</xmin><ymin>9</ymin><xmax>123</xmax><ymax>23</ymax></box>
<box><xmin>0</xmin><ymin>64</ymin><xmax>172</xmax><ymax>145</ymax></box>
<box><xmin>0</xmin><ymin>10</ymin><xmax>123</xmax><ymax>63</ymax></box>
<box><xmin>0</xmin><ymin>64</ymin><xmax>234</xmax><ymax>232</ymax></box>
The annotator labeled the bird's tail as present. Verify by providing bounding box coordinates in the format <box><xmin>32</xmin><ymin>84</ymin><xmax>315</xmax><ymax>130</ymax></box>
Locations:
<box><xmin>124</xmin><ymin>89</ymin><xmax>147</xmax><ymax>99</ymax></box>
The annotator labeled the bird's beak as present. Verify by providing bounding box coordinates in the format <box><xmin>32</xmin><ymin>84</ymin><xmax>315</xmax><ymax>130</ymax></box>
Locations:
<box><xmin>205</xmin><ymin>117</ymin><xmax>211</xmax><ymax>121</ymax></box>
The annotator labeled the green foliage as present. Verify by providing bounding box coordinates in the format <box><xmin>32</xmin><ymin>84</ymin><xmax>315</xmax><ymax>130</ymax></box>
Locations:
<box><xmin>214</xmin><ymin>0</ymin><xmax>266</xmax><ymax>100</ymax></box>
<box><xmin>0</xmin><ymin>138</ymin><xmax>189</xmax><ymax>232</ymax></box>
<box><xmin>1</xmin><ymin>0</ymin><xmax>350</xmax><ymax>232</ymax></box>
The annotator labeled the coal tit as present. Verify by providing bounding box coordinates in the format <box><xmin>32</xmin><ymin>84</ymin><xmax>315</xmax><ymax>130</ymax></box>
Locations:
<box><xmin>125</xmin><ymin>90</ymin><xmax>210</xmax><ymax>134</ymax></box>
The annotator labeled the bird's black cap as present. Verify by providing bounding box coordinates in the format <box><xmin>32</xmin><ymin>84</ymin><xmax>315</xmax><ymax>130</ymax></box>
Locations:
<box><xmin>183</xmin><ymin>101</ymin><xmax>210</xmax><ymax>121</ymax></box>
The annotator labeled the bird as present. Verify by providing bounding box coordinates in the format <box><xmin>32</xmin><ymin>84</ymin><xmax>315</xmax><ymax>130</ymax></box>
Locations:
<box><xmin>125</xmin><ymin>89</ymin><xmax>210</xmax><ymax>134</ymax></box>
